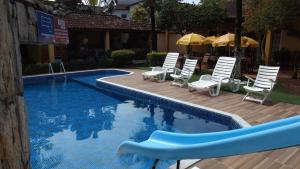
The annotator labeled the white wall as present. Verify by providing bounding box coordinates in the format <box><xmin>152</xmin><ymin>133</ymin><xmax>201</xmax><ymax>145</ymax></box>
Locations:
<box><xmin>112</xmin><ymin>10</ymin><xmax>129</xmax><ymax>19</ymax></box>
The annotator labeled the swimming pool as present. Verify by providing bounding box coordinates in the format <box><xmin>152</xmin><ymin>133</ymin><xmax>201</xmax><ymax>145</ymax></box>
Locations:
<box><xmin>24</xmin><ymin>70</ymin><xmax>242</xmax><ymax>169</ymax></box>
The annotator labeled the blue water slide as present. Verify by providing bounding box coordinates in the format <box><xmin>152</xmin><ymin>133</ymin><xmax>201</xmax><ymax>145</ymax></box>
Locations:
<box><xmin>118</xmin><ymin>115</ymin><xmax>300</xmax><ymax>160</ymax></box>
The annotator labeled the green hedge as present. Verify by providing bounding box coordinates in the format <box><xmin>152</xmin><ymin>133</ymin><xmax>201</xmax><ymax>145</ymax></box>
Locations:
<box><xmin>22</xmin><ymin>63</ymin><xmax>60</xmax><ymax>75</ymax></box>
<box><xmin>111</xmin><ymin>49</ymin><xmax>135</xmax><ymax>67</ymax></box>
<box><xmin>22</xmin><ymin>59</ymin><xmax>113</xmax><ymax>75</ymax></box>
<box><xmin>147</xmin><ymin>52</ymin><xmax>167</xmax><ymax>66</ymax></box>
<box><xmin>132</xmin><ymin>48</ymin><xmax>148</xmax><ymax>60</ymax></box>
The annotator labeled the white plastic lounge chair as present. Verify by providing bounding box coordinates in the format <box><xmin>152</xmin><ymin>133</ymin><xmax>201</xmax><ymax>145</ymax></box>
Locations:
<box><xmin>170</xmin><ymin>59</ymin><xmax>198</xmax><ymax>87</ymax></box>
<box><xmin>142</xmin><ymin>52</ymin><xmax>179</xmax><ymax>82</ymax></box>
<box><xmin>188</xmin><ymin>56</ymin><xmax>236</xmax><ymax>96</ymax></box>
<box><xmin>243</xmin><ymin>65</ymin><xmax>280</xmax><ymax>104</ymax></box>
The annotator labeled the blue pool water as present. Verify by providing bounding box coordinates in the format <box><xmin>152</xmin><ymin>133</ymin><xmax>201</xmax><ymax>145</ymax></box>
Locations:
<box><xmin>24</xmin><ymin>70</ymin><xmax>235</xmax><ymax>169</ymax></box>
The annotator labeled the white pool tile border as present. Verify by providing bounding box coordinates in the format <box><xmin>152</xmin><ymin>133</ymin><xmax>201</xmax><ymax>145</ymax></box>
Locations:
<box><xmin>97</xmin><ymin>70</ymin><xmax>251</xmax><ymax>128</ymax></box>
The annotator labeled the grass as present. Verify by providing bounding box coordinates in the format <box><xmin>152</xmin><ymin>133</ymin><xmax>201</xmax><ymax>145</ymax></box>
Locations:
<box><xmin>136</xmin><ymin>66</ymin><xmax>300</xmax><ymax>105</ymax></box>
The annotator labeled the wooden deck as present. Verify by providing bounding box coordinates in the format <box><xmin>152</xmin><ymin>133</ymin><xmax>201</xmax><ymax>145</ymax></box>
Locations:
<box><xmin>104</xmin><ymin>69</ymin><xmax>300</xmax><ymax>169</ymax></box>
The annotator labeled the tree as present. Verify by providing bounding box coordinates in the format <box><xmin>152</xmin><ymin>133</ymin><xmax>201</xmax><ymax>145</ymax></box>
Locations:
<box><xmin>130</xmin><ymin>4</ymin><xmax>150</xmax><ymax>23</ymax></box>
<box><xmin>198</xmin><ymin>0</ymin><xmax>226</xmax><ymax>32</ymax></box>
<box><xmin>234</xmin><ymin>0</ymin><xmax>242</xmax><ymax>78</ymax></box>
<box><xmin>146</xmin><ymin>0</ymin><xmax>158</xmax><ymax>51</ymax></box>
<box><xmin>157</xmin><ymin>0</ymin><xmax>225</xmax><ymax>34</ymax></box>
<box><xmin>244</xmin><ymin>0</ymin><xmax>298</xmax><ymax>64</ymax></box>
<box><xmin>0</xmin><ymin>0</ymin><xmax>30</xmax><ymax>169</ymax></box>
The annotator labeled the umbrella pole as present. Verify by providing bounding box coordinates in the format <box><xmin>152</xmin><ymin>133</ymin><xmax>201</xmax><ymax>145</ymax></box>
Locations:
<box><xmin>228</xmin><ymin>46</ymin><xmax>230</xmax><ymax>57</ymax></box>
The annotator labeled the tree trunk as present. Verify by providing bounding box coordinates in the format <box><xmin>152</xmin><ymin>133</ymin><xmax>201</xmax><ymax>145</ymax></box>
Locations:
<box><xmin>149</xmin><ymin>0</ymin><xmax>157</xmax><ymax>51</ymax></box>
<box><xmin>234</xmin><ymin>0</ymin><xmax>242</xmax><ymax>78</ymax></box>
<box><xmin>0</xmin><ymin>0</ymin><xmax>30</xmax><ymax>169</ymax></box>
<box><xmin>257</xmin><ymin>32</ymin><xmax>264</xmax><ymax>66</ymax></box>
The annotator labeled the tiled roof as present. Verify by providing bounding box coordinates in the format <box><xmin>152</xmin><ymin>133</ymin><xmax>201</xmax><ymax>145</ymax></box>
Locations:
<box><xmin>65</xmin><ymin>13</ymin><xmax>151</xmax><ymax>31</ymax></box>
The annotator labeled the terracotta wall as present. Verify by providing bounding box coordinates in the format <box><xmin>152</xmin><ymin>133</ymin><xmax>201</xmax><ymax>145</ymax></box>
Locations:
<box><xmin>157</xmin><ymin>32</ymin><xmax>209</xmax><ymax>55</ymax></box>
<box><xmin>280</xmin><ymin>17</ymin><xmax>300</xmax><ymax>52</ymax></box>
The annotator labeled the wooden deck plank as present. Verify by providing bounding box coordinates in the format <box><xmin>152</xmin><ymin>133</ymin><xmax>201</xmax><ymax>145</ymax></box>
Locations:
<box><xmin>104</xmin><ymin>69</ymin><xmax>300</xmax><ymax>169</ymax></box>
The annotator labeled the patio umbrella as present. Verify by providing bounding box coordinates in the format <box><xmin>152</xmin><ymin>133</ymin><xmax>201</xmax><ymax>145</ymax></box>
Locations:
<box><xmin>176</xmin><ymin>33</ymin><xmax>205</xmax><ymax>46</ymax></box>
<box><xmin>212</xmin><ymin>33</ymin><xmax>235</xmax><ymax>47</ymax></box>
<box><xmin>212</xmin><ymin>33</ymin><xmax>235</xmax><ymax>56</ymax></box>
<box><xmin>176</xmin><ymin>33</ymin><xmax>205</xmax><ymax>55</ymax></box>
<box><xmin>213</xmin><ymin>33</ymin><xmax>259</xmax><ymax>56</ymax></box>
<box><xmin>203</xmin><ymin>36</ymin><xmax>218</xmax><ymax>45</ymax></box>
<box><xmin>202</xmin><ymin>36</ymin><xmax>218</xmax><ymax>55</ymax></box>
<box><xmin>242</xmin><ymin>36</ymin><xmax>259</xmax><ymax>48</ymax></box>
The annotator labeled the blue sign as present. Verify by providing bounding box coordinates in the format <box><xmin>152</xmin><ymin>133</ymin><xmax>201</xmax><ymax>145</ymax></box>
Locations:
<box><xmin>36</xmin><ymin>11</ymin><xmax>54</xmax><ymax>43</ymax></box>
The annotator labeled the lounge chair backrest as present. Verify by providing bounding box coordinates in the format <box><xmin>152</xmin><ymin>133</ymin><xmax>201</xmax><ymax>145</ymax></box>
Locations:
<box><xmin>181</xmin><ymin>59</ymin><xmax>198</xmax><ymax>77</ymax></box>
<box><xmin>254</xmin><ymin>66</ymin><xmax>280</xmax><ymax>89</ymax></box>
<box><xmin>211</xmin><ymin>56</ymin><xmax>236</xmax><ymax>82</ymax></box>
<box><xmin>162</xmin><ymin>52</ymin><xmax>179</xmax><ymax>70</ymax></box>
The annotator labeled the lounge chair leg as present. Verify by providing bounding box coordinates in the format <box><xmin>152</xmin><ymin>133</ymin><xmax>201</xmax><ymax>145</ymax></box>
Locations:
<box><xmin>176</xmin><ymin>160</ymin><xmax>181</xmax><ymax>169</ymax></box>
<box><xmin>209</xmin><ymin>86</ymin><xmax>219</xmax><ymax>96</ymax></box>
<box><xmin>152</xmin><ymin>159</ymin><xmax>159</xmax><ymax>169</ymax></box>
<box><xmin>243</xmin><ymin>92</ymin><xmax>250</xmax><ymax>101</ymax></box>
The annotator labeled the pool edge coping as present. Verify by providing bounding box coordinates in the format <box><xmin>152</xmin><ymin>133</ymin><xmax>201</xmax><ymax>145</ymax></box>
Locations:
<box><xmin>97</xmin><ymin>69</ymin><xmax>251</xmax><ymax>128</ymax></box>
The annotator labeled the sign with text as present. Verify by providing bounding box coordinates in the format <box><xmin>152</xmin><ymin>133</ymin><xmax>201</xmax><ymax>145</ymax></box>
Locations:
<box><xmin>54</xmin><ymin>17</ymin><xmax>69</xmax><ymax>44</ymax></box>
<box><xmin>36</xmin><ymin>11</ymin><xmax>54</xmax><ymax>43</ymax></box>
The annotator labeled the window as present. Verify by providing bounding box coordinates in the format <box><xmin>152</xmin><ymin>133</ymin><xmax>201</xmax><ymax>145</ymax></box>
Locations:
<box><xmin>121</xmin><ymin>14</ymin><xmax>127</xmax><ymax>19</ymax></box>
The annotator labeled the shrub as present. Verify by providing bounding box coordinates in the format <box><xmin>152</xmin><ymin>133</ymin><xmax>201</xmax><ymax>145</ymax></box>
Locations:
<box><xmin>132</xmin><ymin>48</ymin><xmax>148</xmax><ymax>60</ymax></box>
<box><xmin>111</xmin><ymin>49</ymin><xmax>135</xmax><ymax>67</ymax></box>
<box><xmin>22</xmin><ymin>63</ymin><xmax>60</xmax><ymax>75</ymax></box>
<box><xmin>147</xmin><ymin>52</ymin><xmax>167</xmax><ymax>66</ymax></box>
<box><xmin>22</xmin><ymin>59</ymin><xmax>114</xmax><ymax>75</ymax></box>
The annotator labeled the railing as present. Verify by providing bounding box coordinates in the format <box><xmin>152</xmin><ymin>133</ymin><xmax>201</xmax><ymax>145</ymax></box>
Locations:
<box><xmin>60</xmin><ymin>62</ymin><xmax>66</xmax><ymax>75</ymax></box>
<box><xmin>48</xmin><ymin>63</ymin><xmax>54</xmax><ymax>74</ymax></box>
<box><xmin>48</xmin><ymin>61</ymin><xmax>66</xmax><ymax>77</ymax></box>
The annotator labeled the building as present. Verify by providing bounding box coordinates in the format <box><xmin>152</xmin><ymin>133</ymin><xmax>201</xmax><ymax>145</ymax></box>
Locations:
<box><xmin>111</xmin><ymin>0</ymin><xmax>142</xmax><ymax>19</ymax></box>
<box><xmin>65</xmin><ymin>12</ymin><xmax>151</xmax><ymax>60</ymax></box>
<box><xmin>264</xmin><ymin>15</ymin><xmax>300</xmax><ymax>67</ymax></box>
<box><xmin>15</xmin><ymin>0</ymin><xmax>69</xmax><ymax>65</ymax></box>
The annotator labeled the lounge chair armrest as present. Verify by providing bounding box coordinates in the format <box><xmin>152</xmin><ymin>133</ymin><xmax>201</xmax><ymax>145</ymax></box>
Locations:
<box><xmin>173</xmin><ymin>67</ymin><xmax>182</xmax><ymax>75</ymax></box>
<box><xmin>217</xmin><ymin>77</ymin><xmax>229</xmax><ymax>84</ymax></box>
<box><xmin>152</xmin><ymin>67</ymin><xmax>164</xmax><ymax>71</ymax></box>
<box><xmin>244</xmin><ymin>75</ymin><xmax>255</xmax><ymax>82</ymax></box>
<box><xmin>200</xmin><ymin>74</ymin><xmax>212</xmax><ymax>81</ymax></box>
<box><xmin>269</xmin><ymin>79</ymin><xmax>276</xmax><ymax>89</ymax></box>
<box><xmin>244</xmin><ymin>75</ymin><xmax>255</xmax><ymax>86</ymax></box>
<box><xmin>269</xmin><ymin>79</ymin><xmax>276</xmax><ymax>84</ymax></box>
<box><xmin>167</xmin><ymin>67</ymin><xmax>176</xmax><ymax>72</ymax></box>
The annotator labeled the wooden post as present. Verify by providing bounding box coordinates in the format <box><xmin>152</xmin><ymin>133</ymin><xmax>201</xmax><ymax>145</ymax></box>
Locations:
<box><xmin>0</xmin><ymin>0</ymin><xmax>30</xmax><ymax>169</ymax></box>
<box><xmin>165</xmin><ymin>30</ymin><xmax>169</xmax><ymax>52</ymax></box>
<box><xmin>234</xmin><ymin>0</ymin><xmax>242</xmax><ymax>78</ymax></box>
<box><xmin>105</xmin><ymin>31</ymin><xmax>110</xmax><ymax>50</ymax></box>
<box><xmin>48</xmin><ymin>44</ymin><xmax>55</xmax><ymax>63</ymax></box>
<box><xmin>264</xmin><ymin>31</ymin><xmax>272</xmax><ymax>65</ymax></box>
<box><xmin>148</xmin><ymin>32</ymin><xmax>152</xmax><ymax>51</ymax></box>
